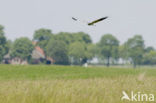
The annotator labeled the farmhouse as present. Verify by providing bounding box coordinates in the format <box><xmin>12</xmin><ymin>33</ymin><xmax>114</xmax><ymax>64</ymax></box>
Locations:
<box><xmin>3</xmin><ymin>44</ymin><xmax>54</xmax><ymax>65</ymax></box>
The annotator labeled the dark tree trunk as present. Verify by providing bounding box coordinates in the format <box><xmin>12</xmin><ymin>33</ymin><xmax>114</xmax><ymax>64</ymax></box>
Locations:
<box><xmin>107</xmin><ymin>56</ymin><xmax>110</xmax><ymax>67</ymax></box>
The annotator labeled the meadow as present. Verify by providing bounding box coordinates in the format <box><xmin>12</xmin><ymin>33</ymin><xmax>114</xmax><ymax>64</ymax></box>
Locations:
<box><xmin>0</xmin><ymin>65</ymin><xmax>156</xmax><ymax>103</ymax></box>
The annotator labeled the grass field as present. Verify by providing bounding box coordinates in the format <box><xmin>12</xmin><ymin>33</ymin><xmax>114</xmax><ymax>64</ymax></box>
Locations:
<box><xmin>0</xmin><ymin>65</ymin><xmax>156</xmax><ymax>103</ymax></box>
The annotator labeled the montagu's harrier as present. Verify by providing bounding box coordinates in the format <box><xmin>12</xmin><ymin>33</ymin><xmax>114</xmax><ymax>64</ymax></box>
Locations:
<box><xmin>72</xmin><ymin>16</ymin><xmax>108</xmax><ymax>26</ymax></box>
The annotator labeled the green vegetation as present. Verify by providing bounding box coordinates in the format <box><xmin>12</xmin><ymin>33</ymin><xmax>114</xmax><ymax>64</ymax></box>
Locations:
<box><xmin>0</xmin><ymin>65</ymin><xmax>155</xmax><ymax>103</ymax></box>
<box><xmin>98</xmin><ymin>34</ymin><xmax>119</xmax><ymax>67</ymax></box>
<box><xmin>46</xmin><ymin>40</ymin><xmax>69</xmax><ymax>65</ymax></box>
<box><xmin>10</xmin><ymin>37</ymin><xmax>34</xmax><ymax>61</ymax></box>
<box><xmin>0</xmin><ymin>65</ymin><xmax>155</xmax><ymax>80</ymax></box>
<box><xmin>1</xmin><ymin>25</ymin><xmax>156</xmax><ymax>67</ymax></box>
<box><xmin>0</xmin><ymin>25</ymin><xmax>9</xmax><ymax>62</ymax></box>
<box><xmin>69</xmin><ymin>42</ymin><xmax>90</xmax><ymax>65</ymax></box>
<box><xmin>124</xmin><ymin>35</ymin><xmax>145</xmax><ymax>68</ymax></box>
<box><xmin>33</xmin><ymin>28</ymin><xmax>53</xmax><ymax>51</ymax></box>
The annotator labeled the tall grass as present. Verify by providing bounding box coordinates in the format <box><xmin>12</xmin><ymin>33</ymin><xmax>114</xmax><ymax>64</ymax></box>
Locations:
<box><xmin>0</xmin><ymin>77</ymin><xmax>155</xmax><ymax>103</ymax></box>
<box><xmin>0</xmin><ymin>65</ymin><xmax>155</xmax><ymax>103</ymax></box>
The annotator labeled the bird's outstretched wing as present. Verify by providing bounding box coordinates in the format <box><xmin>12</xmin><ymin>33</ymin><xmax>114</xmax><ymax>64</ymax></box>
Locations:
<box><xmin>72</xmin><ymin>17</ymin><xmax>77</xmax><ymax>21</ymax></box>
<box><xmin>88</xmin><ymin>16</ymin><xmax>108</xmax><ymax>25</ymax></box>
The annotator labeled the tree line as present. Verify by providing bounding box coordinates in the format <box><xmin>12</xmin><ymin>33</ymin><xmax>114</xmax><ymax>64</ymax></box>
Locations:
<box><xmin>0</xmin><ymin>24</ymin><xmax>156</xmax><ymax>67</ymax></box>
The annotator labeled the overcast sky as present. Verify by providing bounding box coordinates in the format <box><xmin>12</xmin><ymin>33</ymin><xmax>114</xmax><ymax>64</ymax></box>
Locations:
<box><xmin>0</xmin><ymin>0</ymin><xmax>156</xmax><ymax>47</ymax></box>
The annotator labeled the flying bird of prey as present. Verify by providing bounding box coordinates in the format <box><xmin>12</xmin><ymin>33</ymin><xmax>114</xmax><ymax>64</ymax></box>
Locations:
<box><xmin>72</xmin><ymin>16</ymin><xmax>108</xmax><ymax>26</ymax></box>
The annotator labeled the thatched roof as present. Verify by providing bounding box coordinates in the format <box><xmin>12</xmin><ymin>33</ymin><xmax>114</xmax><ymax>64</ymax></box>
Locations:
<box><xmin>32</xmin><ymin>46</ymin><xmax>45</xmax><ymax>59</ymax></box>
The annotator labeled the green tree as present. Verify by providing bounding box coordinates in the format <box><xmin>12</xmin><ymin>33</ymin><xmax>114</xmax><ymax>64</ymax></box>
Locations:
<box><xmin>142</xmin><ymin>46</ymin><xmax>156</xmax><ymax>65</ymax></box>
<box><xmin>98</xmin><ymin>34</ymin><xmax>119</xmax><ymax>67</ymax></box>
<box><xmin>0</xmin><ymin>25</ymin><xmax>9</xmax><ymax>62</ymax></box>
<box><xmin>55</xmin><ymin>32</ymin><xmax>73</xmax><ymax>45</ymax></box>
<box><xmin>87</xmin><ymin>44</ymin><xmax>97</xmax><ymax>60</ymax></box>
<box><xmin>72</xmin><ymin>32</ymin><xmax>92</xmax><ymax>44</ymax></box>
<box><xmin>10</xmin><ymin>37</ymin><xmax>34</xmax><ymax>61</ymax></box>
<box><xmin>46</xmin><ymin>39</ymin><xmax>69</xmax><ymax>65</ymax></box>
<box><xmin>68</xmin><ymin>42</ymin><xmax>93</xmax><ymax>65</ymax></box>
<box><xmin>142</xmin><ymin>50</ymin><xmax>156</xmax><ymax>65</ymax></box>
<box><xmin>0</xmin><ymin>25</ymin><xmax>5</xmax><ymax>35</ymax></box>
<box><xmin>33</xmin><ymin>28</ymin><xmax>53</xmax><ymax>51</ymax></box>
<box><xmin>125</xmin><ymin>35</ymin><xmax>145</xmax><ymax>68</ymax></box>
<box><xmin>118</xmin><ymin>44</ymin><xmax>130</xmax><ymax>64</ymax></box>
<box><xmin>7</xmin><ymin>40</ymin><xmax>13</xmax><ymax>49</ymax></box>
<box><xmin>55</xmin><ymin>32</ymin><xmax>92</xmax><ymax>45</ymax></box>
<box><xmin>144</xmin><ymin>46</ymin><xmax>154</xmax><ymax>53</ymax></box>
